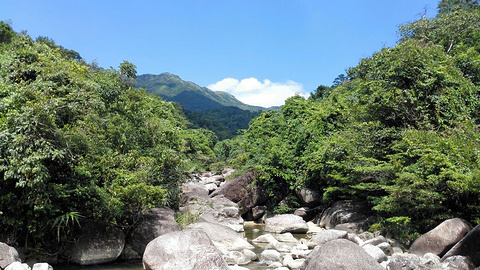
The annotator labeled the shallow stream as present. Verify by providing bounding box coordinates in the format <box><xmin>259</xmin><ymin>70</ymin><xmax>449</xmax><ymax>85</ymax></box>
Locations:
<box><xmin>54</xmin><ymin>223</ymin><xmax>307</xmax><ymax>270</ymax></box>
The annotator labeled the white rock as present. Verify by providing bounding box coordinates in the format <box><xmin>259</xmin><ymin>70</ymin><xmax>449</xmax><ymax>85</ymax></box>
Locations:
<box><xmin>242</xmin><ymin>249</ymin><xmax>258</xmax><ymax>261</ymax></box>
<box><xmin>228</xmin><ymin>265</ymin><xmax>249</xmax><ymax>270</ymax></box>
<box><xmin>268</xmin><ymin>262</ymin><xmax>283</xmax><ymax>268</ymax></box>
<box><xmin>307</xmin><ymin>221</ymin><xmax>324</xmax><ymax>234</ymax></box>
<box><xmin>362</xmin><ymin>243</ymin><xmax>387</xmax><ymax>263</ymax></box>
<box><xmin>32</xmin><ymin>263</ymin><xmax>53</xmax><ymax>270</ymax></box>
<box><xmin>275</xmin><ymin>232</ymin><xmax>299</xmax><ymax>243</ymax></box>
<box><xmin>421</xmin><ymin>252</ymin><xmax>441</xmax><ymax>267</ymax></box>
<box><xmin>376</xmin><ymin>242</ymin><xmax>394</xmax><ymax>256</ymax></box>
<box><xmin>347</xmin><ymin>233</ymin><xmax>365</xmax><ymax>246</ymax></box>
<box><xmin>252</xmin><ymin>234</ymin><xmax>279</xmax><ymax>244</ymax></box>
<box><xmin>205</xmin><ymin>183</ymin><xmax>218</xmax><ymax>192</ymax></box>
<box><xmin>260</xmin><ymin>249</ymin><xmax>282</xmax><ymax>263</ymax></box>
<box><xmin>266</xmin><ymin>241</ymin><xmax>291</xmax><ymax>252</ymax></box>
<box><xmin>5</xmin><ymin>262</ymin><xmax>28</xmax><ymax>270</ymax></box>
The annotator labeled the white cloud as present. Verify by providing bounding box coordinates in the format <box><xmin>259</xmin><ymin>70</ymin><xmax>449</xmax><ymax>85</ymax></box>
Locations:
<box><xmin>208</xmin><ymin>77</ymin><xmax>307</xmax><ymax>108</ymax></box>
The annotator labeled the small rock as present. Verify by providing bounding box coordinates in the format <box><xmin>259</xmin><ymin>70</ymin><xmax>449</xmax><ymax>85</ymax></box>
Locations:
<box><xmin>283</xmin><ymin>254</ymin><xmax>305</xmax><ymax>269</ymax></box>
<box><xmin>441</xmin><ymin>255</ymin><xmax>475</xmax><ymax>270</ymax></box>
<box><xmin>275</xmin><ymin>232</ymin><xmax>298</xmax><ymax>243</ymax></box>
<box><xmin>5</xmin><ymin>262</ymin><xmax>27</xmax><ymax>270</ymax></box>
<box><xmin>205</xmin><ymin>183</ymin><xmax>218</xmax><ymax>192</ymax></box>
<box><xmin>306</xmin><ymin>229</ymin><xmax>348</xmax><ymax>248</ymax></box>
<box><xmin>252</xmin><ymin>234</ymin><xmax>278</xmax><ymax>244</ymax></box>
<box><xmin>421</xmin><ymin>253</ymin><xmax>441</xmax><ymax>267</ymax></box>
<box><xmin>242</xmin><ymin>249</ymin><xmax>258</xmax><ymax>261</ymax></box>
<box><xmin>376</xmin><ymin>242</ymin><xmax>393</xmax><ymax>256</ymax></box>
<box><xmin>266</xmin><ymin>241</ymin><xmax>291</xmax><ymax>252</ymax></box>
<box><xmin>362</xmin><ymin>244</ymin><xmax>387</xmax><ymax>263</ymax></box>
<box><xmin>252</xmin><ymin>206</ymin><xmax>267</xmax><ymax>220</ymax></box>
<box><xmin>228</xmin><ymin>265</ymin><xmax>249</xmax><ymax>270</ymax></box>
<box><xmin>306</xmin><ymin>221</ymin><xmax>324</xmax><ymax>234</ymax></box>
<box><xmin>364</xmin><ymin>235</ymin><xmax>387</xmax><ymax>246</ymax></box>
<box><xmin>31</xmin><ymin>263</ymin><xmax>53</xmax><ymax>270</ymax></box>
<box><xmin>386</xmin><ymin>253</ymin><xmax>423</xmax><ymax>270</ymax></box>
<box><xmin>347</xmin><ymin>233</ymin><xmax>365</xmax><ymax>246</ymax></box>
<box><xmin>223</xmin><ymin>251</ymin><xmax>250</xmax><ymax>265</ymax></box>
<box><xmin>260</xmin><ymin>249</ymin><xmax>282</xmax><ymax>263</ymax></box>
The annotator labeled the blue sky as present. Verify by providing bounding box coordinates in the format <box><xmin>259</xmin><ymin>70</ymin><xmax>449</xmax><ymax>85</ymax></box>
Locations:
<box><xmin>2</xmin><ymin>1</ymin><xmax>440</xmax><ymax>107</ymax></box>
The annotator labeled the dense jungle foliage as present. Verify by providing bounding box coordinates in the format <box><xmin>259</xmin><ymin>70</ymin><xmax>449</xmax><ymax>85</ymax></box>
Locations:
<box><xmin>220</xmin><ymin>1</ymin><xmax>480</xmax><ymax>241</ymax></box>
<box><xmin>0</xmin><ymin>22</ymin><xmax>216</xmax><ymax>256</ymax></box>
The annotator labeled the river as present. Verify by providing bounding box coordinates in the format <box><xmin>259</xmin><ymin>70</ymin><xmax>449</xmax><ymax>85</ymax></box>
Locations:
<box><xmin>54</xmin><ymin>223</ymin><xmax>307</xmax><ymax>270</ymax></box>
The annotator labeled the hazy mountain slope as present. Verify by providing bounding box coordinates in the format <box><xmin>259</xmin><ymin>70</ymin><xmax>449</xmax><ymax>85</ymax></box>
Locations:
<box><xmin>136</xmin><ymin>73</ymin><xmax>263</xmax><ymax>112</ymax></box>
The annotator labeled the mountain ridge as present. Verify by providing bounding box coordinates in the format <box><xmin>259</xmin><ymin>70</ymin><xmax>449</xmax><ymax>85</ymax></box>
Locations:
<box><xmin>136</xmin><ymin>73</ymin><xmax>264</xmax><ymax>112</ymax></box>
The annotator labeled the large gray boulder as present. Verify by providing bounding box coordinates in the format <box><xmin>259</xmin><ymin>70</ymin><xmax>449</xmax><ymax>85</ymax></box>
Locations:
<box><xmin>143</xmin><ymin>229</ymin><xmax>228</xmax><ymax>270</ymax></box>
<box><xmin>210</xmin><ymin>168</ymin><xmax>268</xmax><ymax>215</ymax></box>
<box><xmin>128</xmin><ymin>207</ymin><xmax>180</xmax><ymax>255</ymax></box>
<box><xmin>410</xmin><ymin>218</ymin><xmax>470</xmax><ymax>257</ymax></box>
<box><xmin>265</xmin><ymin>214</ymin><xmax>309</xmax><ymax>234</ymax></box>
<box><xmin>300</xmin><ymin>239</ymin><xmax>383</xmax><ymax>270</ymax></box>
<box><xmin>318</xmin><ymin>200</ymin><xmax>372</xmax><ymax>230</ymax></box>
<box><xmin>0</xmin><ymin>242</ymin><xmax>21</xmax><ymax>269</ymax></box>
<box><xmin>198</xmin><ymin>195</ymin><xmax>244</xmax><ymax>232</ymax></box>
<box><xmin>69</xmin><ymin>221</ymin><xmax>125</xmax><ymax>265</ymax></box>
<box><xmin>442</xmin><ymin>224</ymin><xmax>480</xmax><ymax>266</ymax></box>
<box><xmin>188</xmin><ymin>222</ymin><xmax>254</xmax><ymax>254</ymax></box>
<box><xmin>296</xmin><ymin>187</ymin><xmax>321</xmax><ymax>207</ymax></box>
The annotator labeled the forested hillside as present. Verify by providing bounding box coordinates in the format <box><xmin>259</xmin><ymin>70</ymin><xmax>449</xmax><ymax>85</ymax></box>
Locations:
<box><xmin>137</xmin><ymin>73</ymin><xmax>263</xmax><ymax>139</ymax></box>
<box><xmin>221</xmin><ymin>1</ymin><xmax>480</xmax><ymax>241</ymax></box>
<box><xmin>0</xmin><ymin>22</ymin><xmax>216</xmax><ymax>255</ymax></box>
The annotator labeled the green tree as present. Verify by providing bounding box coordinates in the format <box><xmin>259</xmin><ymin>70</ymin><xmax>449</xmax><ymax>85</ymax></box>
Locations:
<box><xmin>437</xmin><ymin>0</ymin><xmax>479</xmax><ymax>15</ymax></box>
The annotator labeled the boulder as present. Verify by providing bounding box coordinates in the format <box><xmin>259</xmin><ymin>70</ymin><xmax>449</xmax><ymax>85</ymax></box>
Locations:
<box><xmin>210</xmin><ymin>168</ymin><xmax>268</xmax><ymax>215</ymax></box>
<box><xmin>0</xmin><ymin>242</ymin><xmax>21</xmax><ymax>269</ymax></box>
<box><xmin>386</xmin><ymin>253</ymin><xmax>424</xmax><ymax>270</ymax></box>
<box><xmin>4</xmin><ymin>262</ymin><xmax>27</xmax><ymax>270</ymax></box>
<box><xmin>143</xmin><ymin>229</ymin><xmax>228</xmax><ymax>270</ymax></box>
<box><xmin>318</xmin><ymin>200</ymin><xmax>372</xmax><ymax>230</ymax></box>
<box><xmin>260</xmin><ymin>250</ymin><xmax>282</xmax><ymax>264</ymax></box>
<box><xmin>210</xmin><ymin>168</ymin><xmax>255</xmax><ymax>203</ymax></box>
<box><xmin>296</xmin><ymin>187</ymin><xmax>321</xmax><ymax>207</ymax></box>
<box><xmin>31</xmin><ymin>263</ymin><xmax>53</xmax><ymax>270</ymax></box>
<box><xmin>128</xmin><ymin>207</ymin><xmax>180</xmax><ymax>255</ymax></box>
<box><xmin>441</xmin><ymin>255</ymin><xmax>475</xmax><ymax>270</ymax></box>
<box><xmin>69</xmin><ymin>221</ymin><xmax>125</xmax><ymax>265</ymax></box>
<box><xmin>188</xmin><ymin>222</ymin><xmax>254</xmax><ymax>254</ymax></box>
<box><xmin>203</xmin><ymin>175</ymin><xmax>224</xmax><ymax>185</ymax></box>
<box><xmin>410</xmin><ymin>218</ymin><xmax>470</xmax><ymax>257</ymax></box>
<box><xmin>205</xmin><ymin>183</ymin><xmax>218</xmax><ymax>192</ymax></box>
<box><xmin>300</xmin><ymin>239</ymin><xmax>384</xmax><ymax>270</ymax></box>
<box><xmin>265</xmin><ymin>214</ymin><xmax>308</xmax><ymax>234</ymax></box>
<box><xmin>228</xmin><ymin>265</ymin><xmax>249</xmax><ymax>270</ymax></box>
<box><xmin>222</xmin><ymin>168</ymin><xmax>235</xmax><ymax>178</ymax></box>
<box><xmin>275</xmin><ymin>232</ymin><xmax>299</xmax><ymax>243</ymax></box>
<box><xmin>442</xmin><ymin>223</ymin><xmax>480</xmax><ymax>266</ymax></box>
<box><xmin>306</xmin><ymin>229</ymin><xmax>348</xmax><ymax>248</ymax></box>
<box><xmin>364</xmin><ymin>235</ymin><xmax>387</xmax><ymax>246</ymax></box>
<box><xmin>198</xmin><ymin>196</ymin><xmax>244</xmax><ymax>232</ymax></box>
<box><xmin>283</xmin><ymin>254</ymin><xmax>305</xmax><ymax>269</ymax></box>
<box><xmin>223</xmin><ymin>251</ymin><xmax>250</xmax><ymax>265</ymax></box>
<box><xmin>376</xmin><ymin>242</ymin><xmax>394</xmax><ymax>256</ymax></box>
<box><xmin>421</xmin><ymin>253</ymin><xmax>441</xmax><ymax>268</ymax></box>
<box><xmin>362</xmin><ymin>244</ymin><xmax>387</xmax><ymax>263</ymax></box>
<box><xmin>252</xmin><ymin>205</ymin><xmax>267</xmax><ymax>220</ymax></box>
<box><xmin>252</xmin><ymin>234</ymin><xmax>278</xmax><ymax>245</ymax></box>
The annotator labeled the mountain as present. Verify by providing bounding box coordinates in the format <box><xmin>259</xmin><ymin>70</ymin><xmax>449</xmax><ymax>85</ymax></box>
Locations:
<box><xmin>136</xmin><ymin>73</ymin><xmax>264</xmax><ymax>140</ymax></box>
<box><xmin>136</xmin><ymin>73</ymin><xmax>263</xmax><ymax>112</ymax></box>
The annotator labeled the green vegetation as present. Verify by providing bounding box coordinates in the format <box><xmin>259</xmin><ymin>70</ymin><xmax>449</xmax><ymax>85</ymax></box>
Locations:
<box><xmin>224</xmin><ymin>2</ymin><xmax>480</xmax><ymax>242</ymax></box>
<box><xmin>1</xmin><ymin>0</ymin><xmax>480</xmax><ymax>256</ymax></box>
<box><xmin>0</xmin><ymin>22</ymin><xmax>215</xmax><ymax>256</ymax></box>
<box><xmin>136</xmin><ymin>73</ymin><xmax>264</xmax><ymax>140</ymax></box>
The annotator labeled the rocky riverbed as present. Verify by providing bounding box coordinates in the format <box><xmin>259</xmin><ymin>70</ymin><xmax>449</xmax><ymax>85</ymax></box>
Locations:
<box><xmin>1</xmin><ymin>169</ymin><xmax>479</xmax><ymax>270</ymax></box>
